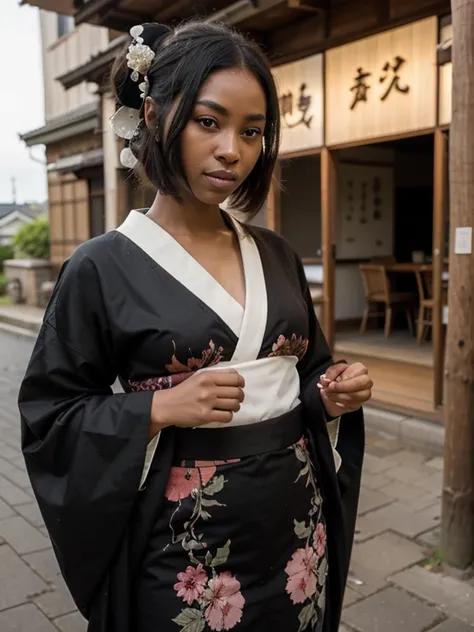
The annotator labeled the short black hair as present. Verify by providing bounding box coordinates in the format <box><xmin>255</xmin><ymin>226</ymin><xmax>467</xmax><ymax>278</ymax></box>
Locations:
<box><xmin>111</xmin><ymin>19</ymin><xmax>280</xmax><ymax>218</ymax></box>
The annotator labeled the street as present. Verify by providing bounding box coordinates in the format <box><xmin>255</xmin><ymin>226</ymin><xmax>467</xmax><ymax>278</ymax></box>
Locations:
<box><xmin>0</xmin><ymin>328</ymin><xmax>473</xmax><ymax>632</ymax></box>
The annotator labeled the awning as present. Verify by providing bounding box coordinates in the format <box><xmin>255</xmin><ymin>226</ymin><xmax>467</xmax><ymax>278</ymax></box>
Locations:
<box><xmin>20</xmin><ymin>0</ymin><xmax>74</xmax><ymax>15</ymax></box>
<box><xmin>20</xmin><ymin>102</ymin><xmax>100</xmax><ymax>147</ymax></box>
<box><xmin>47</xmin><ymin>148</ymin><xmax>104</xmax><ymax>174</ymax></box>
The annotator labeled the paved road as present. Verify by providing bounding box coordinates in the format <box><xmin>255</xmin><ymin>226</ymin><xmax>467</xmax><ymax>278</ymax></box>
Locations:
<box><xmin>0</xmin><ymin>328</ymin><xmax>473</xmax><ymax>632</ymax></box>
<box><xmin>0</xmin><ymin>330</ymin><xmax>87</xmax><ymax>631</ymax></box>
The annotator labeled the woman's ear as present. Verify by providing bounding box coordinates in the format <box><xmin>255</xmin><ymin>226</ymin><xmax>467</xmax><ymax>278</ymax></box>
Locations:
<box><xmin>144</xmin><ymin>96</ymin><xmax>157</xmax><ymax>130</ymax></box>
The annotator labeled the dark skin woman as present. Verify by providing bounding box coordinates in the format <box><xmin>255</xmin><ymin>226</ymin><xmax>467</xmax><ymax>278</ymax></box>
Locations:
<box><xmin>19</xmin><ymin>19</ymin><xmax>371</xmax><ymax>632</ymax></box>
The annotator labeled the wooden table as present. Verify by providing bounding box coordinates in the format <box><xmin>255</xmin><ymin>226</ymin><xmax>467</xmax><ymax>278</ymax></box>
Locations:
<box><xmin>385</xmin><ymin>263</ymin><xmax>449</xmax><ymax>282</ymax></box>
<box><xmin>385</xmin><ymin>263</ymin><xmax>433</xmax><ymax>273</ymax></box>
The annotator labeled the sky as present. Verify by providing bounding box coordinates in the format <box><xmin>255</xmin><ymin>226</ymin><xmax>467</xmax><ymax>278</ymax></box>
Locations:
<box><xmin>0</xmin><ymin>0</ymin><xmax>47</xmax><ymax>204</ymax></box>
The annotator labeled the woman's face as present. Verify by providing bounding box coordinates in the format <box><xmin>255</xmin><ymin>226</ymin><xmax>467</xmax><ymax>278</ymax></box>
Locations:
<box><xmin>180</xmin><ymin>67</ymin><xmax>267</xmax><ymax>206</ymax></box>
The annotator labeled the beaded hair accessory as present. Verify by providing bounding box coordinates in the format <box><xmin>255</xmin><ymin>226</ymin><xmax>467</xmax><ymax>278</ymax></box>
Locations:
<box><xmin>110</xmin><ymin>23</ymin><xmax>170</xmax><ymax>168</ymax></box>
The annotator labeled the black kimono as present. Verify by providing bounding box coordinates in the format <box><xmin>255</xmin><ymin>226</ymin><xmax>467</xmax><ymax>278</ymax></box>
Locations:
<box><xmin>18</xmin><ymin>210</ymin><xmax>364</xmax><ymax>632</ymax></box>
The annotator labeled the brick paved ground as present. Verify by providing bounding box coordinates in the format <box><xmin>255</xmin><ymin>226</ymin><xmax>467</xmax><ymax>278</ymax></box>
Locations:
<box><xmin>0</xmin><ymin>327</ymin><xmax>473</xmax><ymax>632</ymax></box>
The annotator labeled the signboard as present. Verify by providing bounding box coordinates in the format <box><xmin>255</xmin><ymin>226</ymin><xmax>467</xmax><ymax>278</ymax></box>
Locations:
<box><xmin>439</xmin><ymin>22</ymin><xmax>452</xmax><ymax>126</ymax></box>
<box><xmin>326</xmin><ymin>18</ymin><xmax>438</xmax><ymax>146</ymax></box>
<box><xmin>273</xmin><ymin>54</ymin><xmax>324</xmax><ymax>155</ymax></box>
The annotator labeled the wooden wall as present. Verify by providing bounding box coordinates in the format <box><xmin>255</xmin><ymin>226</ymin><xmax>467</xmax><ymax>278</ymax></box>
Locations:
<box><xmin>46</xmin><ymin>133</ymin><xmax>102</xmax><ymax>269</ymax></box>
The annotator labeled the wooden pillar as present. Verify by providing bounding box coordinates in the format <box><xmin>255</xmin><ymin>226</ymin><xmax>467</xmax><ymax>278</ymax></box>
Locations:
<box><xmin>102</xmin><ymin>91</ymin><xmax>121</xmax><ymax>232</ymax></box>
<box><xmin>432</xmin><ymin>128</ymin><xmax>448</xmax><ymax>407</ymax></box>
<box><xmin>442</xmin><ymin>0</ymin><xmax>474</xmax><ymax>570</ymax></box>
<box><xmin>116</xmin><ymin>175</ymin><xmax>129</xmax><ymax>226</ymax></box>
<box><xmin>321</xmin><ymin>148</ymin><xmax>336</xmax><ymax>350</ymax></box>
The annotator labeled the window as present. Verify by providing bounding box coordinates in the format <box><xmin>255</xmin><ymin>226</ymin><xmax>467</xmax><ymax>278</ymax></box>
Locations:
<box><xmin>57</xmin><ymin>14</ymin><xmax>75</xmax><ymax>39</ymax></box>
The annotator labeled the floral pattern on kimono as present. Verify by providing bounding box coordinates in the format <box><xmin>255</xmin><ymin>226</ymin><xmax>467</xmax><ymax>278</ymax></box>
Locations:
<box><xmin>166</xmin><ymin>439</ymin><xmax>327</xmax><ymax>632</ymax></box>
<box><xmin>129</xmin><ymin>340</ymin><xmax>224</xmax><ymax>391</ymax></box>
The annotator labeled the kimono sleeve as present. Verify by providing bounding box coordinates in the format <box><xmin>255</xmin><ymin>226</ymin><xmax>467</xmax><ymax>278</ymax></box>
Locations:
<box><xmin>293</xmin><ymin>252</ymin><xmax>364</xmax><ymax>493</ymax></box>
<box><xmin>292</xmin><ymin>250</ymin><xmax>364</xmax><ymax>630</ymax></box>
<box><xmin>18</xmin><ymin>249</ymin><xmax>154</xmax><ymax>616</ymax></box>
<box><xmin>293</xmin><ymin>254</ymin><xmax>333</xmax><ymax>406</ymax></box>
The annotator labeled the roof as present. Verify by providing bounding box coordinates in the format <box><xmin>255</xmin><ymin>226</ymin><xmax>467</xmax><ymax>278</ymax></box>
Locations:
<box><xmin>0</xmin><ymin>204</ymin><xmax>44</xmax><ymax>228</ymax></box>
<box><xmin>47</xmin><ymin>147</ymin><xmax>104</xmax><ymax>173</ymax></box>
<box><xmin>19</xmin><ymin>102</ymin><xmax>100</xmax><ymax>147</ymax></box>
<box><xmin>20</xmin><ymin>0</ymin><xmax>74</xmax><ymax>15</ymax></box>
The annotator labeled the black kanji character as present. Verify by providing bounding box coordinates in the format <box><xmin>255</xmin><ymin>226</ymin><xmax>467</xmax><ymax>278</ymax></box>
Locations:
<box><xmin>379</xmin><ymin>56</ymin><xmax>410</xmax><ymax>101</ymax></box>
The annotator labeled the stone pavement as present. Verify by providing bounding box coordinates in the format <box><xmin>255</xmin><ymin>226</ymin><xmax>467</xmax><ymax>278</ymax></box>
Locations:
<box><xmin>0</xmin><ymin>330</ymin><xmax>473</xmax><ymax>632</ymax></box>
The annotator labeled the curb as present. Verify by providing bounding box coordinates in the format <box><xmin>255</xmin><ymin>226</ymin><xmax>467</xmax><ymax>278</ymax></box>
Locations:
<box><xmin>0</xmin><ymin>320</ymin><xmax>39</xmax><ymax>340</ymax></box>
<box><xmin>364</xmin><ymin>406</ymin><xmax>444</xmax><ymax>455</ymax></box>
<box><xmin>0</xmin><ymin>313</ymin><xmax>41</xmax><ymax>334</ymax></box>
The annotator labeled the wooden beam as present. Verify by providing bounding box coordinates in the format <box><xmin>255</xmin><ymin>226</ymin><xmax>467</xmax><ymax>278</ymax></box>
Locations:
<box><xmin>99</xmin><ymin>11</ymin><xmax>152</xmax><ymax>31</ymax></box>
<box><xmin>432</xmin><ymin>128</ymin><xmax>448</xmax><ymax>407</ymax></box>
<box><xmin>156</xmin><ymin>0</ymin><xmax>200</xmax><ymax>22</ymax></box>
<box><xmin>208</xmin><ymin>0</ymin><xmax>286</xmax><ymax>25</ymax></box>
<box><xmin>268</xmin><ymin>0</ymin><xmax>450</xmax><ymax>67</ymax></box>
<box><xmin>375</xmin><ymin>0</ymin><xmax>390</xmax><ymax>24</ymax></box>
<box><xmin>74</xmin><ymin>0</ymin><xmax>116</xmax><ymax>25</ymax></box>
<box><xmin>287</xmin><ymin>0</ymin><xmax>328</xmax><ymax>12</ymax></box>
<box><xmin>321</xmin><ymin>148</ymin><xmax>336</xmax><ymax>350</ymax></box>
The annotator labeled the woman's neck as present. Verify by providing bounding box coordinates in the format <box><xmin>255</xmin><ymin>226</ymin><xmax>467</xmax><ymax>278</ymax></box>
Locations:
<box><xmin>146</xmin><ymin>191</ymin><xmax>227</xmax><ymax>238</ymax></box>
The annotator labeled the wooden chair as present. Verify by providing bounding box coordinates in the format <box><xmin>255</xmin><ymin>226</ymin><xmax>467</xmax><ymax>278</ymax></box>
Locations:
<box><xmin>359</xmin><ymin>264</ymin><xmax>416</xmax><ymax>338</ymax></box>
<box><xmin>415</xmin><ymin>269</ymin><xmax>434</xmax><ymax>344</ymax></box>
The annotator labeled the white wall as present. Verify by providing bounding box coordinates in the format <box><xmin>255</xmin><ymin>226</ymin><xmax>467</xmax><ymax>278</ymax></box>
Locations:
<box><xmin>0</xmin><ymin>216</ymin><xmax>33</xmax><ymax>245</ymax></box>
<box><xmin>40</xmin><ymin>11</ymin><xmax>109</xmax><ymax>120</ymax></box>
<box><xmin>336</xmin><ymin>162</ymin><xmax>395</xmax><ymax>260</ymax></box>
<box><xmin>335</xmin><ymin>265</ymin><xmax>366</xmax><ymax>321</ymax></box>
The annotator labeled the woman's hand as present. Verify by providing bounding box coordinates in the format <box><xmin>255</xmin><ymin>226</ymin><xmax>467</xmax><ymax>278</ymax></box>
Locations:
<box><xmin>149</xmin><ymin>370</ymin><xmax>245</xmax><ymax>438</ymax></box>
<box><xmin>318</xmin><ymin>362</ymin><xmax>373</xmax><ymax>418</ymax></box>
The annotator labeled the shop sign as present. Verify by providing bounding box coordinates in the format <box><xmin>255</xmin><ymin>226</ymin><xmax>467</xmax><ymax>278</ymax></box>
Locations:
<box><xmin>326</xmin><ymin>18</ymin><xmax>438</xmax><ymax>146</ymax></box>
<box><xmin>273</xmin><ymin>53</ymin><xmax>324</xmax><ymax>154</ymax></box>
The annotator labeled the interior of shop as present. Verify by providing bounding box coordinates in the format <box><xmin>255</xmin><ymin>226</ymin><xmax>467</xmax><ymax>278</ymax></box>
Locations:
<box><xmin>279</xmin><ymin>133</ymin><xmax>448</xmax><ymax>416</ymax></box>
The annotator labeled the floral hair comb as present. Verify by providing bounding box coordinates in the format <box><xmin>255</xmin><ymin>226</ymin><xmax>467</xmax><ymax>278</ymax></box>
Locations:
<box><xmin>110</xmin><ymin>23</ymin><xmax>170</xmax><ymax>168</ymax></box>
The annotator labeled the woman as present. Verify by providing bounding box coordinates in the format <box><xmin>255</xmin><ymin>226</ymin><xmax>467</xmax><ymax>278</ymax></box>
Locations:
<box><xmin>19</xmin><ymin>20</ymin><xmax>370</xmax><ymax>632</ymax></box>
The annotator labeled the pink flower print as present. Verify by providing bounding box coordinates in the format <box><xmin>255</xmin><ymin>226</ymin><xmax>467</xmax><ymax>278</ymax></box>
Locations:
<box><xmin>174</xmin><ymin>563</ymin><xmax>208</xmax><ymax>605</ymax></box>
<box><xmin>285</xmin><ymin>547</ymin><xmax>318</xmax><ymax>604</ymax></box>
<box><xmin>268</xmin><ymin>334</ymin><xmax>309</xmax><ymax>360</ymax></box>
<box><xmin>313</xmin><ymin>522</ymin><xmax>327</xmax><ymax>558</ymax></box>
<box><xmin>203</xmin><ymin>572</ymin><xmax>245</xmax><ymax>631</ymax></box>
<box><xmin>165</xmin><ymin>466</ymin><xmax>216</xmax><ymax>502</ymax></box>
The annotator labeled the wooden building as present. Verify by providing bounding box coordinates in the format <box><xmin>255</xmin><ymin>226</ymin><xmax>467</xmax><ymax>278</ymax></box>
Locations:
<box><xmin>20</xmin><ymin>8</ymin><xmax>110</xmax><ymax>271</ymax></box>
<box><xmin>23</xmin><ymin>0</ymin><xmax>453</xmax><ymax>422</ymax></box>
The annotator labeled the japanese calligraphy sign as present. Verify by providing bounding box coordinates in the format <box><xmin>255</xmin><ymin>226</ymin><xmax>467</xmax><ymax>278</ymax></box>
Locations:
<box><xmin>273</xmin><ymin>53</ymin><xmax>324</xmax><ymax>154</ymax></box>
<box><xmin>439</xmin><ymin>22</ymin><xmax>452</xmax><ymax>126</ymax></box>
<box><xmin>326</xmin><ymin>18</ymin><xmax>437</xmax><ymax>146</ymax></box>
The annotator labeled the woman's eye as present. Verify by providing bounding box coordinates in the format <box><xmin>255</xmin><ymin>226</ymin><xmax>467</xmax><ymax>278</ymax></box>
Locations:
<box><xmin>198</xmin><ymin>117</ymin><xmax>217</xmax><ymax>129</ymax></box>
<box><xmin>243</xmin><ymin>128</ymin><xmax>262</xmax><ymax>138</ymax></box>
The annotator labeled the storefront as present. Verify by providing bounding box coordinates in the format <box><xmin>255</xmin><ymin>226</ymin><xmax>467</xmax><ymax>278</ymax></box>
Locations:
<box><xmin>271</xmin><ymin>16</ymin><xmax>451</xmax><ymax>419</ymax></box>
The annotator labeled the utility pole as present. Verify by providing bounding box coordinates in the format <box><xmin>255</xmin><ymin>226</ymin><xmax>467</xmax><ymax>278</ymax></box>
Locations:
<box><xmin>11</xmin><ymin>177</ymin><xmax>17</xmax><ymax>205</ymax></box>
<box><xmin>442</xmin><ymin>0</ymin><xmax>474</xmax><ymax>569</ymax></box>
